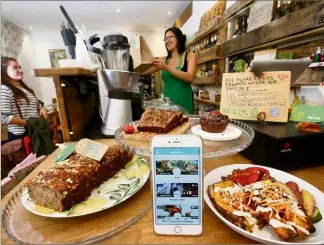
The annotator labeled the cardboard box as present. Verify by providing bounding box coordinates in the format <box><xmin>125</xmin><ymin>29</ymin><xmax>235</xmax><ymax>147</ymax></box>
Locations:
<box><xmin>131</xmin><ymin>35</ymin><xmax>154</xmax><ymax>73</ymax></box>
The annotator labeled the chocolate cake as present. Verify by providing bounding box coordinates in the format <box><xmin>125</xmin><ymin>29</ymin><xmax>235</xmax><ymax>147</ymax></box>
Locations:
<box><xmin>200</xmin><ymin>112</ymin><xmax>230</xmax><ymax>133</ymax></box>
<box><xmin>26</xmin><ymin>145</ymin><xmax>133</xmax><ymax>211</ymax></box>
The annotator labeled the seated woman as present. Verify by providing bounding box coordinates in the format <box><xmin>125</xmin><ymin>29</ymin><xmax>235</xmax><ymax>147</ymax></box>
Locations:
<box><xmin>1</xmin><ymin>57</ymin><xmax>48</xmax><ymax>142</ymax></box>
<box><xmin>141</xmin><ymin>27</ymin><xmax>197</xmax><ymax>114</ymax></box>
<box><xmin>1</xmin><ymin>57</ymin><xmax>49</xmax><ymax>179</ymax></box>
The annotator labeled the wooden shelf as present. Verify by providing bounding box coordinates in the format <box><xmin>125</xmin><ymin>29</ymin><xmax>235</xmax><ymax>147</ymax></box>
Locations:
<box><xmin>193</xmin><ymin>75</ymin><xmax>221</xmax><ymax>85</ymax></box>
<box><xmin>291</xmin><ymin>83</ymin><xmax>322</xmax><ymax>88</ymax></box>
<box><xmin>186</xmin><ymin>20</ymin><xmax>224</xmax><ymax>47</ymax></box>
<box><xmin>224</xmin><ymin>0</ymin><xmax>253</xmax><ymax>20</ymax></box>
<box><xmin>195</xmin><ymin>97</ymin><xmax>220</xmax><ymax>106</ymax></box>
<box><xmin>222</xmin><ymin>2</ymin><xmax>324</xmax><ymax>57</ymax></box>
<box><xmin>34</xmin><ymin>68</ymin><xmax>96</xmax><ymax>78</ymax></box>
<box><xmin>197</xmin><ymin>45</ymin><xmax>222</xmax><ymax>64</ymax></box>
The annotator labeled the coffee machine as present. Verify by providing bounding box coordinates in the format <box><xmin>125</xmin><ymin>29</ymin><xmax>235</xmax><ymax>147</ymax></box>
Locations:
<box><xmin>96</xmin><ymin>33</ymin><xmax>143</xmax><ymax>136</ymax></box>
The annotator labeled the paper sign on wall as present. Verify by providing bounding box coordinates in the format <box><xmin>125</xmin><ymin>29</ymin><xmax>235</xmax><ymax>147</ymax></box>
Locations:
<box><xmin>220</xmin><ymin>72</ymin><xmax>291</xmax><ymax>122</ymax></box>
<box><xmin>247</xmin><ymin>1</ymin><xmax>274</xmax><ymax>32</ymax></box>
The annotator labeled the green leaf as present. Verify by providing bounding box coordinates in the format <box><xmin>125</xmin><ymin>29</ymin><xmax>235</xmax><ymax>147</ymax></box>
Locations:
<box><xmin>109</xmin><ymin>192</ymin><xmax>122</xmax><ymax>200</ymax></box>
<box><xmin>128</xmin><ymin>178</ymin><xmax>140</xmax><ymax>189</ymax></box>
<box><xmin>118</xmin><ymin>184</ymin><xmax>129</xmax><ymax>190</ymax></box>
<box><xmin>105</xmin><ymin>190</ymin><xmax>121</xmax><ymax>194</ymax></box>
<box><xmin>127</xmin><ymin>185</ymin><xmax>142</xmax><ymax>196</ymax></box>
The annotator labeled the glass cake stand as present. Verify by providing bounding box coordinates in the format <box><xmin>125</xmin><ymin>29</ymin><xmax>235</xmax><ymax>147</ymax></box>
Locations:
<box><xmin>115</xmin><ymin>116</ymin><xmax>254</xmax><ymax>159</ymax></box>
<box><xmin>2</xmin><ymin>177</ymin><xmax>152</xmax><ymax>244</ymax></box>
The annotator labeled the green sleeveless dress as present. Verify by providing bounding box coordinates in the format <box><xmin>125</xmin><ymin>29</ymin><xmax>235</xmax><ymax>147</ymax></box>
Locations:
<box><xmin>162</xmin><ymin>53</ymin><xmax>194</xmax><ymax>114</ymax></box>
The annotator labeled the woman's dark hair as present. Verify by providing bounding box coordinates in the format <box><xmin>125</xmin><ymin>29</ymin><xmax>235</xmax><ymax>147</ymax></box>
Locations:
<box><xmin>164</xmin><ymin>27</ymin><xmax>187</xmax><ymax>59</ymax></box>
<box><xmin>1</xmin><ymin>57</ymin><xmax>35</xmax><ymax>104</ymax></box>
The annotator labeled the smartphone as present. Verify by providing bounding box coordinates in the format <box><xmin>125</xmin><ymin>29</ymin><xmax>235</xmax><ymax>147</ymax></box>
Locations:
<box><xmin>151</xmin><ymin>135</ymin><xmax>203</xmax><ymax>235</ymax></box>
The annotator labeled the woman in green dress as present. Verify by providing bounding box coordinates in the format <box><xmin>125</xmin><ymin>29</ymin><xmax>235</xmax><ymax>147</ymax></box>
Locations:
<box><xmin>141</xmin><ymin>27</ymin><xmax>197</xmax><ymax>114</ymax></box>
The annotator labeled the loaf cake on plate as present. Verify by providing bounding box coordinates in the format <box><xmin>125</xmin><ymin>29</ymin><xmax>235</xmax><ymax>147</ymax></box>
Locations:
<box><xmin>137</xmin><ymin>109</ymin><xmax>188</xmax><ymax>134</ymax></box>
<box><xmin>26</xmin><ymin>145</ymin><xmax>133</xmax><ymax>211</ymax></box>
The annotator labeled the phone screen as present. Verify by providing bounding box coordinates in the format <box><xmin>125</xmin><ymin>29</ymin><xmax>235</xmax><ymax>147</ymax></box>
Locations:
<box><xmin>153</xmin><ymin>147</ymin><xmax>201</xmax><ymax>225</ymax></box>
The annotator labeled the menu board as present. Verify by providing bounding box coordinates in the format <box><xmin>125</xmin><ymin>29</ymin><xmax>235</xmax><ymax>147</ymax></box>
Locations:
<box><xmin>220</xmin><ymin>72</ymin><xmax>291</xmax><ymax>122</ymax></box>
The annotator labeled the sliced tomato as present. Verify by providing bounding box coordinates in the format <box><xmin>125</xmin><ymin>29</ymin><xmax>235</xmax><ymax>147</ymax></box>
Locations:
<box><xmin>230</xmin><ymin>167</ymin><xmax>270</xmax><ymax>186</ymax></box>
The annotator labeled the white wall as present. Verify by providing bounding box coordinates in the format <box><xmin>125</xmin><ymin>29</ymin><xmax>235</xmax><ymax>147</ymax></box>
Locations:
<box><xmin>17</xmin><ymin>33</ymin><xmax>43</xmax><ymax>100</ymax></box>
<box><xmin>17</xmin><ymin>29</ymin><xmax>166</xmax><ymax>106</ymax></box>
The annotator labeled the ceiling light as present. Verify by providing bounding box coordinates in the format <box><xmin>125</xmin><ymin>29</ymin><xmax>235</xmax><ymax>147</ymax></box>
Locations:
<box><xmin>158</xmin><ymin>28</ymin><xmax>161</xmax><ymax>31</ymax></box>
<box><xmin>116</xmin><ymin>8</ymin><xmax>120</xmax><ymax>13</ymax></box>
<box><xmin>168</xmin><ymin>11</ymin><xmax>171</xmax><ymax>15</ymax></box>
<box><xmin>29</xmin><ymin>26</ymin><xmax>32</xmax><ymax>29</ymax></box>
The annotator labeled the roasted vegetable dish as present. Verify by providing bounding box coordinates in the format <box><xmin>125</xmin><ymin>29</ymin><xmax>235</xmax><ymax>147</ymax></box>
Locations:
<box><xmin>208</xmin><ymin>167</ymin><xmax>322</xmax><ymax>242</ymax></box>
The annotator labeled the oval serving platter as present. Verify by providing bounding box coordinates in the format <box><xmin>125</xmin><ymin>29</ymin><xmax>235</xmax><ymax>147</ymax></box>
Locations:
<box><xmin>204</xmin><ymin>164</ymin><xmax>324</xmax><ymax>245</ymax></box>
<box><xmin>21</xmin><ymin>156</ymin><xmax>150</xmax><ymax>218</ymax></box>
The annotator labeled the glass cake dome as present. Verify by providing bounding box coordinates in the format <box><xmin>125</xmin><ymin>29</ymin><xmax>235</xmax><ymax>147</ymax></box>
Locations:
<box><xmin>143</xmin><ymin>95</ymin><xmax>189</xmax><ymax>115</ymax></box>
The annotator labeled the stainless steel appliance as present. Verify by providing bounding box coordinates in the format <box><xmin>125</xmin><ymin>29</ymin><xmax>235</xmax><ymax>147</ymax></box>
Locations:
<box><xmin>100</xmin><ymin>69</ymin><xmax>139</xmax><ymax>135</ymax></box>
<box><xmin>97</xmin><ymin>33</ymin><xmax>142</xmax><ymax>136</ymax></box>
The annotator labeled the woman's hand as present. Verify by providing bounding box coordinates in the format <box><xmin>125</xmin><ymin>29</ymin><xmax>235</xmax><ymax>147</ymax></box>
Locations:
<box><xmin>39</xmin><ymin>107</ymin><xmax>48</xmax><ymax>119</ymax></box>
<box><xmin>152</xmin><ymin>58</ymin><xmax>169</xmax><ymax>71</ymax></box>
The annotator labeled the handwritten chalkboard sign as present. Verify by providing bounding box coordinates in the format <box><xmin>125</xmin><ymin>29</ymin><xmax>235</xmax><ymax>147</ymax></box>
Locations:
<box><xmin>220</xmin><ymin>72</ymin><xmax>291</xmax><ymax>122</ymax></box>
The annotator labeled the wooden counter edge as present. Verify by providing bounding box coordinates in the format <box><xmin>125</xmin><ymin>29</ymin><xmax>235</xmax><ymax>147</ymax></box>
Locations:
<box><xmin>34</xmin><ymin>68</ymin><xmax>96</xmax><ymax>77</ymax></box>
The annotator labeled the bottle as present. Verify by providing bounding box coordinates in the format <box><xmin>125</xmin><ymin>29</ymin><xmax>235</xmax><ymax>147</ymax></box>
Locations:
<box><xmin>302</xmin><ymin>1</ymin><xmax>310</xmax><ymax>8</ymax></box>
<box><xmin>210</xmin><ymin>36</ymin><xmax>214</xmax><ymax>47</ymax></box>
<box><xmin>236</xmin><ymin>17</ymin><xmax>243</xmax><ymax>36</ymax></box>
<box><xmin>214</xmin><ymin>35</ymin><xmax>218</xmax><ymax>46</ymax></box>
<box><xmin>281</xmin><ymin>0</ymin><xmax>287</xmax><ymax>15</ymax></box>
<box><xmin>273</xmin><ymin>1</ymin><xmax>282</xmax><ymax>20</ymax></box>
<box><xmin>292</xmin><ymin>1</ymin><xmax>302</xmax><ymax>12</ymax></box>
<box><xmin>206</xmin><ymin>39</ymin><xmax>210</xmax><ymax>49</ymax></box>
<box><xmin>282</xmin><ymin>0</ymin><xmax>291</xmax><ymax>16</ymax></box>
<box><xmin>204</xmin><ymin>62</ymin><xmax>209</xmax><ymax>76</ymax></box>
<box><xmin>314</xmin><ymin>46</ymin><xmax>321</xmax><ymax>63</ymax></box>
<box><xmin>320</xmin><ymin>49</ymin><xmax>324</xmax><ymax>62</ymax></box>
<box><xmin>233</xmin><ymin>23</ymin><xmax>239</xmax><ymax>39</ymax></box>
<box><xmin>241</xmin><ymin>14</ymin><xmax>248</xmax><ymax>33</ymax></box>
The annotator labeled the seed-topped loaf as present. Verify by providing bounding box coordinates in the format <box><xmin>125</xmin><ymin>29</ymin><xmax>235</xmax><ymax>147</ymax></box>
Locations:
<box><xmin>26</xmin><ymin>145</ymin><xmax>133</xmax><ymax>211</ymax></box>
<box><xmin>137</xmin><ymin>109</ymin><xmax>180</xmax><ymax>133</ymax></box>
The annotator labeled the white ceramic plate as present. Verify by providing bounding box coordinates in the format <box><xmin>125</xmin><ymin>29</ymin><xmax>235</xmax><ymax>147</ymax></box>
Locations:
<box><xmin>191</xmin><ymin>124</ymin><xmax>242</xmax><ymax>141</ymax></box>
<box><xmin>21</xmin><ymin>156</ymin><xmax>150</xmax><ymax>218</ymax></box>
<box><xmin>204</xmin><ymin>164</ymin><xmax>324</xmax><ymax>244</ymax></box>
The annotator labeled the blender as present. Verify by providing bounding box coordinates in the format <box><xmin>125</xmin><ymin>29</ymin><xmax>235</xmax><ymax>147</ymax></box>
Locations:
<box><xmin>99</xmin><ymin>33</ymin><xmax>140</xmax><ymax>136</ymax></box>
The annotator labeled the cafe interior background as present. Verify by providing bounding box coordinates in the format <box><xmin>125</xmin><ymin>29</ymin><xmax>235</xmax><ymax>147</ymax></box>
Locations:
<box><xmin>1</xmin><ymin>0</ymin><xmax>324</xmax><ymax>243</ymax></box>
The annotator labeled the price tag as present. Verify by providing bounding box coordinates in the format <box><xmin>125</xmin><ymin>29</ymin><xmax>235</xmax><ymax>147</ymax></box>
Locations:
<box><xmin>75</xmin><ymin>139</ymin><xmax>109</xmax><ymax>161</ymax></box>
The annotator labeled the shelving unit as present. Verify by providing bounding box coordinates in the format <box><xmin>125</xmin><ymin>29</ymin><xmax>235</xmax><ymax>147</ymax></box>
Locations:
<box><xmin>194</xmin><ymin>97</ymin><xmax>220</xmax><ymax>107</ymax></box>
<box><xmin>309</xmin><ymin>62</ymin><xmax>324</xmax><ymax>68</ymax></box>
<box><xmin>186</xmin><ymin>20</ymin><xmax>224</xmax><ymax>47</ymax></box>
<box><xmin>222</xmin><ymin>0</ymin><xmax>324</xmax><ymax>85</ymax></box>
<box><xmin>185</xmin><ymin>1</ymin><xmax>227</xmax><ymax>114</ymax></box>
<box><xmin>193</xmin><ymin>75</ymin><xmax>221</xmax><ymax>85</ymax></box>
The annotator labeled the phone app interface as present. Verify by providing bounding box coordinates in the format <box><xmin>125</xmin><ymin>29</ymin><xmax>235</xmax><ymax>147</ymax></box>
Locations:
<box><xmin>153</xmin><ymin>147</ymin><xmax>201</xmax><ymax>225</ymax></box>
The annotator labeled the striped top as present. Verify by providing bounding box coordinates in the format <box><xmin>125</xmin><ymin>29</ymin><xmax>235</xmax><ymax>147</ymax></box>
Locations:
<box><xmin>1</xmin><ymin>85</ymin><xmax>39</xmax><ymax>135</ymax></box>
